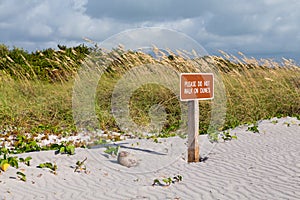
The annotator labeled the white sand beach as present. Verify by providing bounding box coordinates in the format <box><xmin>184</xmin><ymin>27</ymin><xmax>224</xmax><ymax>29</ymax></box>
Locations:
<box><xmin>0</xmin><ymin>117</ymin><xmax>299</xmax><ymax>200</ymax></box>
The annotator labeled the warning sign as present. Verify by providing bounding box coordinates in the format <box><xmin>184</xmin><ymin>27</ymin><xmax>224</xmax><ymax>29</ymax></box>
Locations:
<box><xmin>180</xmin><ymin>73</ymin><xmax>214</xmax><ymax>101</ymax></box>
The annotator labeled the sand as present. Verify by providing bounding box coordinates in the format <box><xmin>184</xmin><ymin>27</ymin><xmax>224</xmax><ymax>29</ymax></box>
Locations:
<box><xmin>0</xmin><ymin>117</ymin><xmax>299</xmax><ymax>200</ymax></box>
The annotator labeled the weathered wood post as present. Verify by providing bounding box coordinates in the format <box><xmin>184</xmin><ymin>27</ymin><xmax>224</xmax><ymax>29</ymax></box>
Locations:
<box><xmin>187</xmin><ymin>100</ymin><xmax>200</xmax><ymax>162</ymax></box>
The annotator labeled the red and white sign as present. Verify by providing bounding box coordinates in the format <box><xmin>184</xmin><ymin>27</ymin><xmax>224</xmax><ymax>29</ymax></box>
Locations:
<box><xmin>180</xmin><ymin>73</ymin><xmax>214</xmax><ymax>101</ymax></box>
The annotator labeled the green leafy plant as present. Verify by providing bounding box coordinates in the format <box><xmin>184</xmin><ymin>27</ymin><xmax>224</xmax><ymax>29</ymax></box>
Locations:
<box><xmin>13</xmin><ymin>134</ymin><xmax>42</xmax><ymax>153</ymax></box>
<box><xmin>162</xmin><ymin>177</ymin><xmax>173</xmax><ymax>185</ymax></box>
<box><xmin>19</xmin><ymin>156</ymin><xmax>32</xmax><ymax>166</ymax></box>
<box><xmin>37</xmin><ymin>162</ymin><xmax>57</xmax><ymax>174</ymax></box>
<box><xmin>16</xmin><ymin>171</ymin><xmax>26</xmax><ymax>182</ymax></box>
<box><xmin>152</xmin><ymin>175</ymin><xmax>183</xmax><ymax>186</ymax></box>
<box><xmin>7</xmin><ymin>156</ymin><xmax>19</xmax><ymax>168</ymax></box>
<box><xmin>0</xmin><ymin>148</ymin><xmax>19</xmax><ymax>171</ymax></box>
<box><xmin>74</xmin><ymin>157</ymin><xmax>88</xmax><ymax>173</ymax></box>
<box><xmin>153</xmin><ymin>138</ymin><xmax>159</xmax><ymax>143</ymax></box>
<box><xmin>152</xmin><ymin>179</ymin><xmax>162</xmax><ymax>186</ymax></box>
<box><xmin>221</xmin><ymin>131</ymin><xmax>237</xmax><ymax>141</ymax></box>
<box><xmin>247</xmin><ymin>124</ymin><xmax>259</xmax><ymax>133</ymax></box>
<box><xmin>104</xmin><ymin>146</ymin><xmax>119</xmax><ymax>156</ymax></box>
<box><xmin>0</xmin><ymin>147</ymin><xmax>10</xmax><ymax>156</ymax></box>
<box><xmin>0</xmin><ymin>148</ymin><xmax>34</xmax><ymax>172</ymax></box>
<box><xmin>93</xmin><ymin>138</ymin><xmax>107</xmax><ymax>145</ymax></box>
<box><xmin>172</xmin><ymin>174</ymin><xmax>183</xmax><ymax>182</ymax></box>
<box><xmin>52</xmin><ymin>142</ymin><xmax>75</xmax><ymax>155</ymax></box>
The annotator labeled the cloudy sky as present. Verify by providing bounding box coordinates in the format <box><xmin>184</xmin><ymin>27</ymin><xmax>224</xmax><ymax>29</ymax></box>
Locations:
<box><xmin>1</xmin><ymin>0</ymin><xmax>300</xmax><ymax>62</ymax></box>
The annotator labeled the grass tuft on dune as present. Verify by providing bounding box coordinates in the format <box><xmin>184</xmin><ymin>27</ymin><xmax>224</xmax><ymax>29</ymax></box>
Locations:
<box><xmin>0</xmin><ymin>45</ymin><xmax>299</xmax><ymax>139</ymax></box>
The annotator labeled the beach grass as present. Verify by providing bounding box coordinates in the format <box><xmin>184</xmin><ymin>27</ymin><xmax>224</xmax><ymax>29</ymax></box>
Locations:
<box><xmin>0</xmin><ymin>46</ymin><xmax>299</xmax><ymax>139</ymax></box>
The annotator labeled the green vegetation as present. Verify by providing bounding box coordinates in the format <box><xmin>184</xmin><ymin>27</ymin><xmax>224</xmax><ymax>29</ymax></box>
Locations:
<box><xmin>52</xmin><ymin>142</ymin><xmax>75</xmax><ymax>155</ymax></box>
<box><xmin>152</xmin><ymin>174</ymin><xmax>183</xmax><ymax>186</ymax></box>
<box><xmin>104</xmin><ymin>145</ymin><xmax>119</xmax><ymax>156</ymax></box>
<box><xmin>0</xmin><ymin>44</ymin><xmax>88</xmax><ymax>81</ymax></box>
<box><xmin>12</xmin><ymin>134</ymin><xmax>43</xmax><ymax>153</ymax></box>
<box><xmin>16</xmin><ymin>171</ymin><xmax>27</xmax><ymax>182</ymax></box>
<box><xmin>37</xmin><ymin>162</ymin><xmax>57</xmax><ymax>174</ymax></box>
<box><xmin>0</xmin><ymin>44</ymin><xmax>299</xmax><ymax>146</ymax></box>
<box><xmin>0</xmin><ymin>154</ymin><xmax>19</xmax><ymax>170</ymax></box>
<box><xmin>19</xmin><ymin>156</ymin><xmax>32</xmax><ymax>166</ymax></box>
<box><xmin>0</xmin><ymin>133</ymin><xmax>77</xmax><ymax>155</ymax></box>
<box><xmin>74</xmin><ymin>157</ymin><xmax>88</xmax><ymax>173</ymax></box>
<box><xmin>247</xmin><ymin>124</ymin><xmax>260</xmax><ymax>133</ymax></box>
<box><xmin>220</xmin><ymin>130</ymin><xmax>237</xmax><ymax>141</ymax></box>
<box><xmin>0</xmin><ymin>147</ymin><xmax>32</xmax><ymax>172</ymax></box>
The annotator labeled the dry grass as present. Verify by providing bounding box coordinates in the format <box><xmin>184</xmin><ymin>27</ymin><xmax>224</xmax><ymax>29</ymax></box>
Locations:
<box><xmin>215</xmin><ymin>52</ymin><xmax>300</xmax><ymax>129</ymax></box>
<box><xmin>0</xmin><ymin>48</ymin><xmax>299</xmax><ymax>137</ymax></box>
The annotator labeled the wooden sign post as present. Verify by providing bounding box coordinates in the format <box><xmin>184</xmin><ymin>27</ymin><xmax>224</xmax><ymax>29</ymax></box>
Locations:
<box><xmin>187</xmin><ymin>100</ymin><xmax>200</xmax><ymax>162</ymax></box>
<box><xmin>180</xmin><ymin>73</ymin><xmax>214</xmax><ymax>163</ymax></box>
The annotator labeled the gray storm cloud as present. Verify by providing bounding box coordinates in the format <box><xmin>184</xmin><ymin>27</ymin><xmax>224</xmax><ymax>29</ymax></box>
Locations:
<box><xmin>0</xmin><ymin>0</ymin><xmax>299</xmax><ymax>61</ymax></box>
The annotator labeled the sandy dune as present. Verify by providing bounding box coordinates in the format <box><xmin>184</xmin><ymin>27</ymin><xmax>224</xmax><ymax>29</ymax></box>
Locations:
<box><xmin>0</xmin><ymin>117</ymin><xmax>299</xmax><ymax>200</ymax></box>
